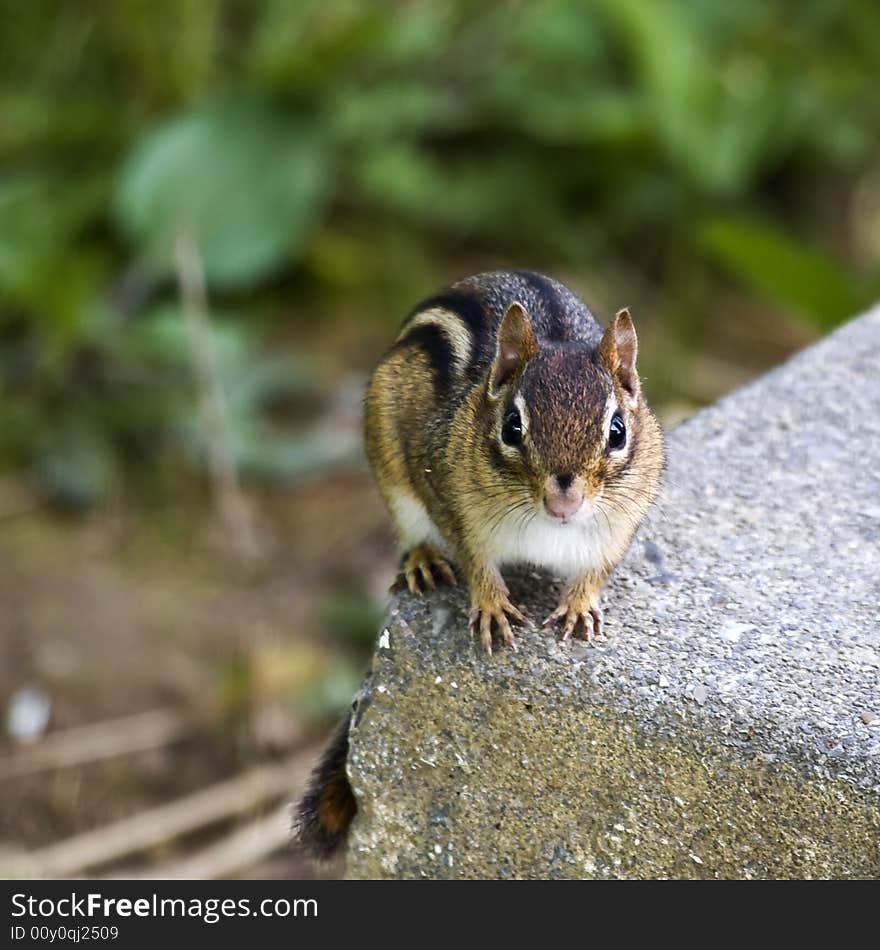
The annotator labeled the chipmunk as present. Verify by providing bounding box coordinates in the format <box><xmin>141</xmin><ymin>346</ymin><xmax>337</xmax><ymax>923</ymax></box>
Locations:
<box><xmin>294</xmin><ymin>270</ymin><xmax>664</xmax><ymax>859</ymax></box>
<box><xmin>366</xmin><ymin>269</ymin><xmax>663</xmax><ymax>651</ymax></box>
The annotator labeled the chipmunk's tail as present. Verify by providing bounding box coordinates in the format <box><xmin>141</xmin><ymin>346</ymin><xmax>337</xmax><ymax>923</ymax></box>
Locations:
<box><xmin>293</xmin><ymin>716</ymin><xmax>356</xmax><ymax>860</ymax></box>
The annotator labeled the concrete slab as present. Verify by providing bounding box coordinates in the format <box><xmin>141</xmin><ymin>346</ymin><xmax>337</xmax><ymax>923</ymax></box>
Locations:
<box><xmin>345</xmin><ymin>308</ymin><xmax>880</xmax><ymax>878</ymax></box>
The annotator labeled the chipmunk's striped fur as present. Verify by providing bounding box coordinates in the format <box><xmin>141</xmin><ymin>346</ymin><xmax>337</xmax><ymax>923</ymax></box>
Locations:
<box><xmin>295</xmin><ymin>270</ymin><xmax>663</xmax><ymax>861</ymax></box>
<box><xmin>366</xmin><ymin>269</ymin><xmax>663</xmax><ymax>650</ymax></box>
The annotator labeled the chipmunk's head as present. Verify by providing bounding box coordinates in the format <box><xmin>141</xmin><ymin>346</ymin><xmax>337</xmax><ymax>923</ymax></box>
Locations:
<box><xmin>484</xmin><ymin>302</ymin><xmax>662</xmax><ymax>530</ymax></box>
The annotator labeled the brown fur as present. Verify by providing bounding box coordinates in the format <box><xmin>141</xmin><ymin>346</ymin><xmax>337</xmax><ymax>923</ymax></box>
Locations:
<box><xmin>315</xmin><ymin>775</ymin><xmax>357</xmax><ymax>836</ymax></box>
<box><xmin>296</xmin><ymin>273</ymin><xmax>665</xmax><ymax>859</ymax></box>
<box><xmin>365</xmin><ymin>271</ymin><xmax>664</xmax><ymax>651</ymax></box>
<box><xmin>292</xmin><ymin>717</ymin><xmax>356</xmax><ymax>860</ymax></box>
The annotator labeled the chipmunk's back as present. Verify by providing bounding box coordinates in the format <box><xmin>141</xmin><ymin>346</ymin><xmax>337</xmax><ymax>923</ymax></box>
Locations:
<box><xmin>455</xmin><ymin>270</ymin><xmax>603</xmax><ymax>346</ymax></box>
<box><xmin>393</xmin><ymin>270</ymin><xmax>604</xmax><ymax>392</ymax></box>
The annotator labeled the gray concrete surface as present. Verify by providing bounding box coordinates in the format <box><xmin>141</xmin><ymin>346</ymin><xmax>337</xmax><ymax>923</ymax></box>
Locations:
<box><xmin>345</xmin><ymin>307</ymin><xmax>880</xmax><ymax>879</ymax></box>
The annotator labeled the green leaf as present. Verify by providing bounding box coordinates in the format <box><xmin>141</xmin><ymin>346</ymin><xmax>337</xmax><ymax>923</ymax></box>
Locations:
<box><xmin>115</xmin><ymin>98</ymin><xmax>328</xmax><ymax>288</ymax></box>
<box><xmin>699</xmin><ymin>216</ymin><xmax>865</xmax><ymax>328</ymax></box>
<box><xmin>594</xmin><ymin>0</ymin><xmax>788</xmax><ymax>194</ymax></box>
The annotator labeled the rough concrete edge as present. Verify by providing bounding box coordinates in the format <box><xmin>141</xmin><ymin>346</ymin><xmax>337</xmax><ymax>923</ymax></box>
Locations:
<box><xmin>343</xmin><ymin>305</ymin><xmax>880</xmax><ymax>876</ymax></box>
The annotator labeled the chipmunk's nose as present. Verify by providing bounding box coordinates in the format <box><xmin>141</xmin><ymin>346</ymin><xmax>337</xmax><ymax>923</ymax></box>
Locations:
<box><xmin>555</xmin><ymin>473</ymin><xmax>574</xmax><ymax>491</ymax></box>
<box><xmin>544</xmin><ymin>474</ymin><xmax>584</xmax><ymax>520</ymax></box>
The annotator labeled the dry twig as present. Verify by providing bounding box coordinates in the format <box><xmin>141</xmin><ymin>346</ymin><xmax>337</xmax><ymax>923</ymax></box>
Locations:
<box><xmin>2</xmin><ymin>746</ymin><xmax>319</xmax><ymax>879</ymax></box>
<box><xmin>174</xmin><ymin>230</ymin><xmax>260</xmax><ymax>561</ymax></box>
<box><xmin>0</xmin><ymin>709</ymin><xmax>188</xmax><ymax>781</ymax></box>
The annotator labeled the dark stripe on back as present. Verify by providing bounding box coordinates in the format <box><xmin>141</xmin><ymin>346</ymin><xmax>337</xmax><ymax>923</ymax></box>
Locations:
<box><xmin>393</xmin><ymin>323</ymin><xmax>453</xmax><ymax>392</ymax></box>
<box><xmin>404</xmin><ymin>289</ymin><xmax>490</xmax><ymax>377</ymax></box>
<box><xmin>513</xmin><ymin>270</ymin><xmax>568</xmax><ymax>340</ymax></box>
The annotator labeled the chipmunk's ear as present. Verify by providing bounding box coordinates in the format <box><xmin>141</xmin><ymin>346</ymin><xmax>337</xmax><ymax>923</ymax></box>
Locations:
<box><xmin>599</xmin><ymin>308</ymin><xmax>640</xmax><ymax>406</ymax></box>
<box><xmin>489</xmin><ymin>302</ymin><xmax>539</xmax><ymax>395</ymax></box>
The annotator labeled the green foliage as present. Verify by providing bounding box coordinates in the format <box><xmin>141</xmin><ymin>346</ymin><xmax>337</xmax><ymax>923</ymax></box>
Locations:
<box><xmin>700</xmin><ymin>217</ymin><xmax>865</xmax><ymax>329</ymax></box>
<box><xmin>0</xmin><ymin>174</ymin><xmax>109</xmax><ymax>351</ymax></box>
<box><xmin>116</xmin><ymin>99</ymin><xmax>329</xmax><ymax>288</ymax></box>
<box><xmin>319</xmin><ymin>591</ymin><xmax>386</xmax><ymax>646</ymax></box>
<box><xmin>1</xmin><ymin>0</ymin><xmax>879</xmax><ymax>503</ymax></box>
<box><xmin>36</xmin><ymin>424</ymin><xmax>119</xmax><ymax>511</ymax></box>
<box><xmin>129</xmin><ymin>305</ymin><xmax>333</xmax><ymax>483</ymax></box>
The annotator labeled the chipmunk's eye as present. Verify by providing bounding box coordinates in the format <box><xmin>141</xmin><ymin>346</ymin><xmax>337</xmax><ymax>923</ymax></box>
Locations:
<box><xmin>501</xmin><ymin>407</ymin><xmax>523</xmax><ymax>446</ymax></box>
<box><xmin>608</xmin><ymin>412</ymin><xmax>626</xmax><ymax>451</ymax></box>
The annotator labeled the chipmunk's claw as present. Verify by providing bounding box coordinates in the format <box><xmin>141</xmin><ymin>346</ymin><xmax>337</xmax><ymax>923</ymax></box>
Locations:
<box><xmin>543</xmin><ymin>602</ymin><xmax>603</xmax><ymax>643</ymax></box>
<box><xmin>433</xmin><ymin>559</ymin><xmax>458</xmax><ymax>588</ymax></box>
<box><xmin>469</xmin><ymin>598</ymin><xmax>527</xmax><ymax>653</ymax></box>
<box><xmin>396</xmin><ymin>545</ymin><xmax>457</xmax><ymax>595</ymax></box>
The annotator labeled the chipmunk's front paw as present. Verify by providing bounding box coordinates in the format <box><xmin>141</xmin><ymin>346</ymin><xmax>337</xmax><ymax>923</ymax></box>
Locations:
<box><xmin>397</xmin><ymin>544</ymin><xmax>457</xmax><ymax>595</ymax></box>
<box><xmin>469</xmin><ymin>596</ymin><xmax>527</xmax><ymax>655</ymax></box>
<box><xmin>543</xmin><ymin>595</ymin><xmax>603</xmax><ymax>643</ymax></box>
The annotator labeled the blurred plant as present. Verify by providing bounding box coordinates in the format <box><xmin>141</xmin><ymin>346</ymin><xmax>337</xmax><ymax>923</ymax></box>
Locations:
<box><xmin>700</xmin><ymin>216</ymin><xmax>869</xmax><ymax>330</ymax></box>
<box><xmin>1</xmin><ymin>0</ymin><xmax>879</xmax><ymax>505</ymax></box>
<box><xmin>173</xmin><ymin>228</ymin><xmax>261</xmax><ymax>559</ymax></box>
<box><xmin>318</xmin><ymin>590</ymin><xmax>386</xmax><ymax>646</ymax></box>
<box><xmin>116</xmin><ymin>98</ymin><xmax>329</xmax><ymax>289</ymax></box>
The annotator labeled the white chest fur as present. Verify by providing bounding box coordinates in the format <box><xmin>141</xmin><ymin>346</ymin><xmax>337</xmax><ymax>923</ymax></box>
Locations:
<box><xmin>390</xmin><ymin>489</ymin><xmax>624</xmax><ymax>581</ymax></box>
<box><xmin>388</xmin><ymin>491</ymin><xmax>445</xmax><ymax>549</ymax></box>
<box><xmin>481</xmin><ymin>508</ymin><xmax>614</xmax><ymax>579</ymax></box>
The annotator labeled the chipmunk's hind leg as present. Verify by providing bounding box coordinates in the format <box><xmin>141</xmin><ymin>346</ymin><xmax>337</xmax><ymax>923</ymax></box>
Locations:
<box><xmin>386</xmin><ymin>492</ymin><xmax>456</xmax><ymax>593</ymax></box>
<box><xmin>365</xmin><ymin>346</ymin><xmax>456</xmax><ymax>594</ymax></box>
